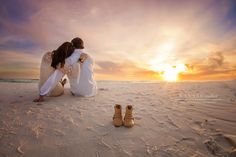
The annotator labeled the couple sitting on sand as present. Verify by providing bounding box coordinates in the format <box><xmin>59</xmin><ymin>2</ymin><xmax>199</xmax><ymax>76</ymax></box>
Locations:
<box><xmin>34</xmin><ymin>37</ymin><xmax>97</xmax><ymax>102</ymax></box>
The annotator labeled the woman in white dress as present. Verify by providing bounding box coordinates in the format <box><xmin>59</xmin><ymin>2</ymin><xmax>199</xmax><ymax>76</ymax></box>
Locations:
<box><xmin>34</xmin><ymin>38</ymin><xmax>97</xmax><ymax>102</ymax></box>
<box><xmin>38</xmin><ymin>51</ymin><xmax>66</xmax><ymax>97</ymax></box>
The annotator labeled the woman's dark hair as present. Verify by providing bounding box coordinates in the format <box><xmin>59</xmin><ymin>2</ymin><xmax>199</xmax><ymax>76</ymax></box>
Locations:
<box><xmin>51</xmin><ymin>42</ymin><xmax>75</xmax><ymax>69</ymax></box>
<box><xmin>71</xmin><ymin>37</ymin><xmax>84</xmax><ymax>49</ymax></box>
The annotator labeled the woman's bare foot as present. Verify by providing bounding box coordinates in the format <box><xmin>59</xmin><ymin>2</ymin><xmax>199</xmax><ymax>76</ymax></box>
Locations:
<box><xmin>60</xmin><ymin>78</ymin><xmax>67</xmax><ymax>87</ymax></box>
<box><xmin>33</xmin><ymin>96</ymin><xmax>44</xmax><ymax>102</ymax></box>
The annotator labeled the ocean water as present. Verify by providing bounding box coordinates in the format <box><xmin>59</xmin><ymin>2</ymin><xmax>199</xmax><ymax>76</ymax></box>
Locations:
<box><xmin>0</xmin><ymin>78</ymin><xmax>232</xmax><ymax>84</ymax></box>
<box><xmin>0</xmin><ymin>78</ymin><xmax>163</xmax><ymax>83</ymax></box>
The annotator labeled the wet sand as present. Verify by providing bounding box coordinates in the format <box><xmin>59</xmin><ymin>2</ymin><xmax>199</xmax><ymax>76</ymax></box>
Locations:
<box><xmin>0</xmin><ymin>81</ymin><xmax>236</xmax><ymax>157</ymax></box>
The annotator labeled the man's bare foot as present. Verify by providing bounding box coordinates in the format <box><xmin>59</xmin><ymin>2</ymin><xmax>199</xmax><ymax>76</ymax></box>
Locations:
<box><xmin>60</xmin><ymin>78</ymin><xmax>67</xmax><ymax>87</ymax></box>
<box><xmin>33</xmin><ymin>96</ymin><xmax>44</xmax><ymax>102</ymax></box>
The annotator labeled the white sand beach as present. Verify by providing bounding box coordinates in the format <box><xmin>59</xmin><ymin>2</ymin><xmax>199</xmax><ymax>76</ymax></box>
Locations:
<box><xmin>0</xmin><ymin>80</ymin><xmax>236</xmax><ymax>157</ymax></box>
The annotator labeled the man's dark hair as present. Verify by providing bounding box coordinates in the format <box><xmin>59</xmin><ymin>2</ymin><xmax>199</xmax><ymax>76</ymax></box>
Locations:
<box><xmin>71</xmin><ymin>37</ymin><xmax>84</xmax><ymax>49</ymax></box>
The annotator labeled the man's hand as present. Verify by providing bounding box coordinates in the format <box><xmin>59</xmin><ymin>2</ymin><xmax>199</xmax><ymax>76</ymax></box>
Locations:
<box><xmin>58</xmin><ymin>63</ymin><xmax>72</xmax><ymax>74</ymax></box>
<box><xmin>79</xmin><ymin>53</ymin><xmax>88</xmax><ymax>63</ymax></box>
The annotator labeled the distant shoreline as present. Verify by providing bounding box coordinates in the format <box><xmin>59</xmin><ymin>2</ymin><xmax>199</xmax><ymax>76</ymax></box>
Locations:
<box><xmin>0</xmin><ymin>78</ymin><xmax>39</xmax><ymax>83</ymax></box>
<box><xmin>0</xmin><ymin>78</ymin><xmax>235</xmax><ymax>83</ymax></box>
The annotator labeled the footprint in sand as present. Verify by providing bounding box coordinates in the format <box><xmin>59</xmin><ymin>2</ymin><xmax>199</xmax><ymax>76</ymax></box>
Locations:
<box><xmin>140</xmin><ymin>108</ymin><xmax>147</xmax><ymax>112</ymax></box>
<box><xmin>99</xmin><ymin>88</ymin><xmax>109</xmax><ymax>91</ymax></box>
<box><xmin>164</xmin><ymin>115</ymin><xmax>179</xmax><ymax>129</ymax></box>
<box><xmin>214</xmin><ymin>134</ymin><xmax>236</xmax><ymax>149</ymax></box>
<box><xmin>135</xmin><ymin>116</ymin><xmax>142</xmax><ymax>120</ymax></box>
<box><xmin>204</xmin><ymin>134</ymin><xmax>236</xmax><ymax>157</ymax></box>
<box><xmin>190</xmin><ymin>120</ymin><xmax>207</xmax><ymax>133</ymax></box>
<box><xmin>126</xmin><ymin>98</ymin><xmax>133</xmax><ymax>102</ymax></box>
<box><xmin>204</xmin><ymin>138</ymin><xmax>228</xmax><ymax>156</ymax></box>
<box><xmin>179</xmin><ymin>137</ymin><xmax>196</xmax><ymax>145</ymax></box>
<box><xmin>10</xmin><ymin>101</ymin><xmax>21</xmax><ymax>104</ymax></box>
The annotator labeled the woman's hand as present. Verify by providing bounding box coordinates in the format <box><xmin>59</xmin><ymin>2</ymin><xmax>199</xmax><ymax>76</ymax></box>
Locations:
<box><xmin>79</xmin><ymin>53</ymin><xmax>88</xmax><ymax>63</ymax></box>
<box><xmin>33</xmin><ymin>95</ymin><xmax>44</xmax><ymax>102</ymax></box>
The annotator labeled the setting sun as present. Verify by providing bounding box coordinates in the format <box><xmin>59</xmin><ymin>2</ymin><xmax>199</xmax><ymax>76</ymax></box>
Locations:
<box><xmin>161</xmin><ymin>64</ymin><xmax>188</xmax><ymax>81</ymax></box>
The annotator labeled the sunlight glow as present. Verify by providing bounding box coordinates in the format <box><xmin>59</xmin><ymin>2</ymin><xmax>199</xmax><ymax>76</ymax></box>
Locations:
<box><xmin>147</xmin><ymin>41</ymin><xmax>188</xmax><ymax>81</ymax></box>
<box><xmin>148</xmin><ymin>41</ymin><xmax>176</xmax><ymax>72</ymax></box>
<box><xmin>160</xmin><ymin>41</ymin><xmax>175</xmax><ymax>53</ymax></box>
<box><xmin>161</xmin><ymin>64</ymin><xmax>188</xmax><ymax>81</ymax></box>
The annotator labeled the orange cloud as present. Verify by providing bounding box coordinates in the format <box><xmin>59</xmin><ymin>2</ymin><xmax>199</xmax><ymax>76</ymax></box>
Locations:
<box><xmin>0</xmin><ymin>50</ymin><xmax>41</xmax><ymax>79</ymax></box>
<box><xmin>95</xmin><ymin>60</ymin><xmax>159</xmax><ymax>80</ymax></box>
<box><xmin>179</xmin><ymin>52</ymin><xmax>236</xmax><ymax>80</ymax></box>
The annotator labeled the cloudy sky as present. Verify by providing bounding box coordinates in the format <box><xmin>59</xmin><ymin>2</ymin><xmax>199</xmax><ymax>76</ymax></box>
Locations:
<box><xmin>0</xmin><ymin>0</ymin><xmax>236</xmax><ymax>80</ymax></box>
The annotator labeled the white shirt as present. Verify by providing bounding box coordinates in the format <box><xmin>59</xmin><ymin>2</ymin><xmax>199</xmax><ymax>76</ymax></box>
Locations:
<box><xmin>39</xmin><ymin>49</ymin><xmax>97</xmax><ymax>97</ymax></box>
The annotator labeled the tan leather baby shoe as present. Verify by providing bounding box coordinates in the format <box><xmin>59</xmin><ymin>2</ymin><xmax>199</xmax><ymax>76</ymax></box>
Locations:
<box><xmin>113</xmin><ymin>104</ymin><xmax>123</xmax><ymax>127</ymax></box>
<box><xmin>124</xmin><ymin>105</ymin><xmax>134</xmax><ymax>128</ymax></box>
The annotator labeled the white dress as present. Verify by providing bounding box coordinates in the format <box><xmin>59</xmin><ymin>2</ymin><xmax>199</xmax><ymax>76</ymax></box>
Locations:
<box><xmin>39</xmin><ymin>49</ymin><xmax>97</xmax><ymax>97</ymax></box>
<box><xmin>38</xmin><ymin>52</ymin><xmax>64</xmax><ymax>97</ymax></box>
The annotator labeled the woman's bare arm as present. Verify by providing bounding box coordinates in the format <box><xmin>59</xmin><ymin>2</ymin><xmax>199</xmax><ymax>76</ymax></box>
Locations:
<box><xmin>33</xmin><ymin>70</ymin><xmax>65</xmax><ymax>102</ymax></box>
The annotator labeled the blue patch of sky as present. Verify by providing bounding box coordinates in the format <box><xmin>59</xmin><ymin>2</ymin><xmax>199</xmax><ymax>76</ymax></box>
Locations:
<box><xmin>193</xmin><ymin>0</ymin><xmax>236</xmax><ymax>41</ymax></box>
<box><xmin>0</xmin><ymin>39</ymin><xmax>39</xmax><ymax>51</ymax></box>
<box><xmin>0</xmin><ymin>25</ymin><xmax>6</xmax><ymax>36</ymax></box>
<box><xmin>223</xmin><ymin>0</ymin><xmax>236</xmax><ymax>30</ymax></box>
<box><xmin>1</xmin><ymin>0</ymin><xmax>36</xmax><ymax>24</ymax></box>
<box><xmin>0</xmin><ymin>0</ymin><xmax>40</xmax><ymax>51</ymax></box>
